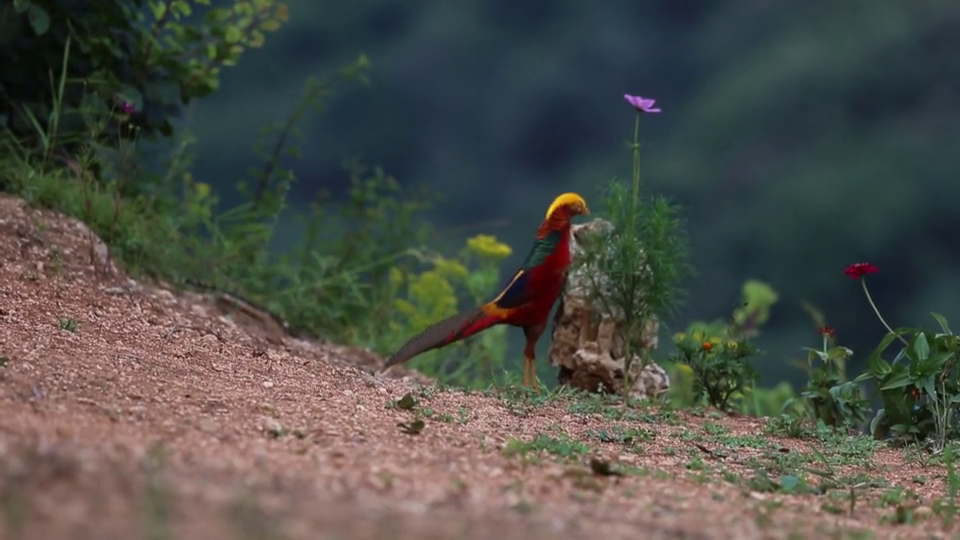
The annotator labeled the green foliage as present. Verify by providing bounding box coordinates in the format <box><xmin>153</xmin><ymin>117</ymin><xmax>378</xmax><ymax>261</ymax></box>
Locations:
<box><xmin>737</xmin><ymin>382</ymin><xmax>797</xmax><ymax>418</ymax></box>
<box><xmin>668</xmin><ymin>280</ymin><xmax>777</xmax><ymax>412</ymax></box>
<box><xmin>774</xmin><ymin>271</ymin><xmax>960</xmax><ymax>453</ymax></box>
<box><xmin>667</xmin><ymin>331</ymin><xmax>760</xmax><ymax>411</ymax></box>
<box><xmin>854</xmin><ymin>314</ymin><xmax>960</xmax><ymax>449</ymax></box>
<box><xmin>1</xmin><ymin>0</ymin><xmax>289</xmax><ymax>160</ymax></box>
<box><xmin>384</xmin><ymin>234</ymin><xmax>513</xmax><ymax>388</ymax></box>
<box><xmin>578</xmin><ymin>109</ymin><xmax>693</xmax><ymax>404</ymax></box>
<box><xmin>783</xmin><ymin>323</ymin><xmax>870</xmax><ymax>431</ymax></box>
<box><xmin>1</xmin><ymin>39</ymin><xmax>453</xmax><ymax>357</ymax></box>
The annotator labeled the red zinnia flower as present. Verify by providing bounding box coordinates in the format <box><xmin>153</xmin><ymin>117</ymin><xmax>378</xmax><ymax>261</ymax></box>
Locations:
<box><xmin>818</xmin><ymin>325</ymin><xmax>835</xmax><ymax>338</ymax></box>
<box><xmin>843</xmin><ymin>262</ymin><xmax>878</xmax><ymax>280</ymax></box>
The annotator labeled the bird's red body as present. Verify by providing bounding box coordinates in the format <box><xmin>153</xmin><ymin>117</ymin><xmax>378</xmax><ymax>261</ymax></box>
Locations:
<box><xmin>381</xmin><ymin>193</ymin><xmax>589</xmax><ymax>389</ymax></box>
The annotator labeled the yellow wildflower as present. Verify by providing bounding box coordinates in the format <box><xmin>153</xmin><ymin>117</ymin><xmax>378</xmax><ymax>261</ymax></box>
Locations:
<box><xmin>466</xmin><ymin>234</ymin><xmax>513</xmax><ymax>259</ymax></box>
<box><xmin>433</xmin><ymin>256</ymin><xmax>468</xmax><ymax>280</ymax></box>
<box><xmin>194</xmin><ymin>182</ymin><xmax>211</xmax><ymax>200</ymax></box>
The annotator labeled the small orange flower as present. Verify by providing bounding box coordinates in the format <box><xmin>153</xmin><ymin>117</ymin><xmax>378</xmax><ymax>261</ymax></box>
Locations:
<box><xmin>701</xmin><ymin>342</ymin><xmax>713</xmax><ymax>352</ymax></box>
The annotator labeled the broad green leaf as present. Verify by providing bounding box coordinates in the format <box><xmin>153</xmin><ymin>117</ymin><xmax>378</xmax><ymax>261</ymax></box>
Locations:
<box><xmin>869</xmin><ymin>409</ymin><xmax>886</xmax><ymax>439</ymax></box>
<box><xmin>931</xmin><ymin>312</ymin><xmax>953</xmax><ymax>335</ymax></box>
<box><xmin>148</xmin><ymin>0</ymin><xmax>167</xmax><ymax>19</ymax></box>
<box><xmin>869</xmin><ymin>331</ymin><xmax>901</xmax><ymax>360</ymax></box>
<box><xmin>172</xmin><ymin>0</ymin><xmax>192</xmax><ymax>17</ymax></box>
<box><xmin>826</xmin><ymin>346</ymin><xmax>853</xmax><ymax>363</ymax></box>
<box><xmin>920</xmin><ymin>351</ymin><xmax>955</xmax><ymax>374</ymax></box>
<box><xmin>909</xmin><ymin>331</ymin><xmax>930</xmax><ymax>362</ymax></box>
<box><xmin>920</xmin><ymin>376</ymin><xmax>936</xmax><ymax>401</ymax></box>
<box><xmin>801</xmin><ymin>347</ymin><xmax>827</xmax><ymax>362</ymax></box>
<box><xmin>224</xmin><ymin>25</ymin><xmax>243</xmax><ymax>44</ymax></box>
<box><xmin>12</xmin><ymin>0</ymin><xmax>30</xmax><ymax>14</ymax></box>
<box><xmin>879</xmin><ymin>370</ymin><xmax>912</xmax><ymax>391</ymax></box>
<box><xmin>26</xmin><ymin>4</ymin><xmax>50</xmax><ymax>36</ymax></box>
<box><xmin>865</xmin><ymin>348</ymin><xmax>891</xmax><ymax>378</ymax></box>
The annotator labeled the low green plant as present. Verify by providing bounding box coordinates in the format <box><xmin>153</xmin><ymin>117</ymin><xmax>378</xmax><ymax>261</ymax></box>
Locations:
<box><xmin>576</xmin><ymin>95</ymin><xmax>692</xmax><ymax>405</ymax></box>
<box><xmin>784</xmin><ymin>319</ymin><xmax>870</xmax><ymax>430</ymax></box>
<box><xmin>843</xmin><ymin>263</ymin><xmax>960</xmax><ymax>450</ymax></box>
<box><xmin>668</xmin><ymin>330</ymin><xmax>760</xmax><ymax>411</ymax></box>
<box><xmin>666</xmin><ymin>280</ymin><xmax>779</xmax><ymax>413</ymax></box>
<box><xmin>737</xmin><ymin>382</ymin><xmax>797</xmax><ymax>418</ymax></box>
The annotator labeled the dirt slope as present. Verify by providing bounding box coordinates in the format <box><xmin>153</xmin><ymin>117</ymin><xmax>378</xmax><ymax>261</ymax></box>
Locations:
<box><xmin>0</xmin><ymin>193</ymin><xmax>957</xmax><ymax>540</ymax></box>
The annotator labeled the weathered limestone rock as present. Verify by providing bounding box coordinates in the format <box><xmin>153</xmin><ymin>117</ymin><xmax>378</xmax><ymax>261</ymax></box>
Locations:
<box><xmin>548</xmin><ymin>218</ymin><xmax>669</xmax><ymax>400</ymax></box>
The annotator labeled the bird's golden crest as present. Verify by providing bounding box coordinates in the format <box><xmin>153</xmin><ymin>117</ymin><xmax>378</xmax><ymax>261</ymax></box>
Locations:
<box><xmin>545</xmin><ymin>192</ymin><xmax>590</xmax><ymax>219</ymax></box>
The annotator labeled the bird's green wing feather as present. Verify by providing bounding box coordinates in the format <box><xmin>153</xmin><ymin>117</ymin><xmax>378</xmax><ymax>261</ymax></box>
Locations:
<box><xmin>520</xmin><ymin>229</ymin><xmax>564</xmax><ymax>270</ymax></box>
<box><xmin>490</xmin><ymin>229</ymin><xmax>565</xmax><ymax>310</ymax></box>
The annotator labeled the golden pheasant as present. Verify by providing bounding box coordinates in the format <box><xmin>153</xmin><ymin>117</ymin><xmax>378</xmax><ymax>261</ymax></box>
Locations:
<box><xmin>380</xmin><ymin>192</ymin><xmax>589</xmax><ymax>389</ymax></box>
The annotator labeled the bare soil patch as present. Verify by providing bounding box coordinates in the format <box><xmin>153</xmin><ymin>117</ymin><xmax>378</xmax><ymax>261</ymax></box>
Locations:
<box><xmin>0</xmin><ymin>193</ymin><xmax>957</xmax><ymax>540</ymax></box>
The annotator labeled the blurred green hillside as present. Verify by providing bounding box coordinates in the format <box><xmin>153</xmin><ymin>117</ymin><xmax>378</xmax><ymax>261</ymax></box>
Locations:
<box><xmin>185</xmin><ymin>0</ymin><xmax>960</xmax><ymax>385</ymax></box>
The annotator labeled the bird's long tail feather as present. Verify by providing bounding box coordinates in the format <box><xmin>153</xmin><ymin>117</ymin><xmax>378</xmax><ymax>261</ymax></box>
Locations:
<box><xmin>381</xmin><ymin>307</ymin><xmax>504</xmax><ymax>371</ymax></box>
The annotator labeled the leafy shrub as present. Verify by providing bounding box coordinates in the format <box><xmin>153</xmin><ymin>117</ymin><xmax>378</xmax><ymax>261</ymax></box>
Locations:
<box><xmin>838</xmin><ymin>263</ymin><xmax>960</xmax><ymax>449</ymax></box>
<box><xmin>1</xmin><ymin>0</ymin><xmax>288</xmax><ymax>162</ymax></box>
<box><xmin>667</xmin><ymin>279</ymin><xmax>776</xmax><ymax>412</ymax></box>
<box><xmin>668</xmin><ymin>330</ymin><xmax>760</xmax><ymax>411</ymax></box>
<box><xmin>856</xmin><ymin>316</ymin><xmax>960</xmax><ymax>448</ymax></box>
<box><xmin>784</xmin><ymin>322</ymin><xmax>870</xmax><ymax>430</ymax></box>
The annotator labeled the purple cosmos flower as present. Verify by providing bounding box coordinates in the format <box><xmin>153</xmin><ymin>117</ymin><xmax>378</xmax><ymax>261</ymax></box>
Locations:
<box><xmin>624</xmin><ymin>94</ymin><xmax>661</xmax><ymax>113</ymax></box>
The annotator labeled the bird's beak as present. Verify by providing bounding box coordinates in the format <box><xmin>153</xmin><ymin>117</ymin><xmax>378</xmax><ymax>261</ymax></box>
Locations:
<box><xmin>582</xmin><ymin>206</ymin><xmax>590</xmax><ymax>216</ymax></box>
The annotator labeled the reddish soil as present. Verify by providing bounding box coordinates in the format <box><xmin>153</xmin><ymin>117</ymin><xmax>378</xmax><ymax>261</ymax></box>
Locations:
<box><xmin>0</xmin><ymin>194</ymin><xmax>957</xmax><ymax>540</ymax></box>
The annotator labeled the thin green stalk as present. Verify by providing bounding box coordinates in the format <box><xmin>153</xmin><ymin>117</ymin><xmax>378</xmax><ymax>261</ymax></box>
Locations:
<box><xmin>631</xmin><ymin>113</ymin><xmax>641</xmax><ymax>206</ymax></box>
<box><xmin>861</xmin><ymin>279</ymin><xmax>909</xmax><ymax>346</ymax></box>
<box><xmin>621</xmin><ymin>113</ymin><xmax>644</xmax><ymax>406</ymax></box>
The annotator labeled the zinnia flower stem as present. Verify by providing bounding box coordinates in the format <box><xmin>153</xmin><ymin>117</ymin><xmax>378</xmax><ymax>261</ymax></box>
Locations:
<box><xmin>861</xmin><ymin>279</ymin><xmax>909</xmax><ymax>346</ymax></box>
<box><xmin>631</xmin><ymin>112</ymin><xmax>641</xmax><ymax>207</ymax></box>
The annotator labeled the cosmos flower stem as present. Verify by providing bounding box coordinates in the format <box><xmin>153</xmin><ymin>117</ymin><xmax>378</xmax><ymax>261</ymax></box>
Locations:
<box><xmin>631</xmin><ymin>112</ymin><xmax>641</xmax><ymax>206</ymax></box>
<box><xmin>861</xmin><ymin>279</ymin><xmax>909</xmax><ymax>346</ymax></box>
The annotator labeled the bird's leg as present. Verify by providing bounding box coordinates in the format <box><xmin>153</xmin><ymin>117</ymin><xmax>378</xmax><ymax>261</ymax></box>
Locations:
<box><xmin>522</xmin><ymin>324</ymin><xmax>545</xmax><ymax>392</ymax></box>
<box><xmin>525</xmin><ymin>355</ymin><xmax>539</xmax><ymax>391</ymax></box>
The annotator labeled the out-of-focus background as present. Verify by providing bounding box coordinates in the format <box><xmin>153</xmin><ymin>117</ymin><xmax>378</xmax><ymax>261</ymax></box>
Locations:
<box><xmin>185</xmin><ymin>0</ymin><xmax>960</xmax><ymax>386</ymax></box>
<box><xmin>4</xmin><ymin>0</ymin><xmax>959</xmax><ymax>391</ymax></box>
